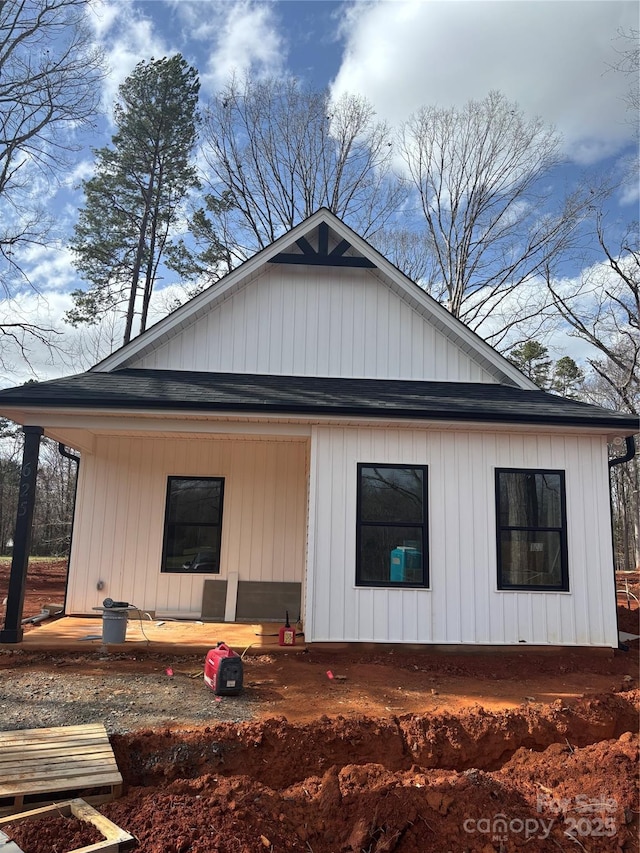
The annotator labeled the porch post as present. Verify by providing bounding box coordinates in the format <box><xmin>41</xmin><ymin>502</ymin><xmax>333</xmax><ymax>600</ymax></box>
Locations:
<box><xmin>0</xmin><ymin>426</ymin><xmax>43</xmax><ymax>644</ymax></box>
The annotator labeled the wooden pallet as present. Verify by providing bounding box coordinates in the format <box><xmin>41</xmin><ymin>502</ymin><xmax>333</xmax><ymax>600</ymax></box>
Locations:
<box><xmin>0</xmin><ymin>724</ymin><xmax>123</xmax><ymax>816</ymax></box>
<box><xmin>0</xmin><ymin>798</ymin><xmax>135</xmax><ymax>852</ymax></box>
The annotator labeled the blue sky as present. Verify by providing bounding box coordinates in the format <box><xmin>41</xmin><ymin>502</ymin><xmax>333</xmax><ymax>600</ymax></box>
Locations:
<box><xmin>2</xmin><ymin>0</ymin><xmax>638</xmax><ymax>385</ymax></box>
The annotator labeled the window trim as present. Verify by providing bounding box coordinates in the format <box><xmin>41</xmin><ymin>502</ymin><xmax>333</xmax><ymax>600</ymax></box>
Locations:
<box><xmin>495</xmin><ymin>467</ymin><xmax>569</xmax><ymax>592</ymax></box>
<box><xmin>356</xmin><ymin>462</ymin><xmax>429</xmax><ymax>589</ymax></box>
<box><xmin>161</xmin><ymin>475</ymin><xmax>225</xmax><ymax>574</ymax></box>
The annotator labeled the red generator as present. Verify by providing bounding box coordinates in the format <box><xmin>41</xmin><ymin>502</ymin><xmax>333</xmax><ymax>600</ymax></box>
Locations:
<box><xmin>204</xmin><ymin>643</ymin><xmax>243</xmax><ymax>696</ymax></box>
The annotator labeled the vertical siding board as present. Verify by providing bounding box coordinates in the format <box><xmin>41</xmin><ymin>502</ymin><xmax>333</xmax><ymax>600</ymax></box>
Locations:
<box><xmin>125</xmin><ymin>440</ymin><xmax>144</xmax><ymax>608</ymax></box>
<box><xmin>313</xmin><ymin>430</ymin><xmax>334</xmax><ymax>639</ymax></box>
<box><xmin>457</xmin><ymin>435</ymin><xmax>475</xmax><ymax>642</ymax></box>
<box><xmin>439</xmin><ymin>434</ymin><xmax>458</xmax><ymax>640</ymax></box>
<box><xmin>311</xmin><ymin>425</ymin><xmax>616</xmax><ymax>647</ymax></box>
<box><xmin>566</xmin><ymin>435</ymin><xmax>591</xmax><ymax>645</ymax></box>
<box><xmin>69</xmin><ymin>422</ymin><xmax>615</xmax><ymax>648</ymax></box>
<box><xmin>474</xmin><ymin>433</ymin><xmax>492</xmax><ymax>643</ymax></box>
<box><xmin>130</xmin><ymin>268</ymin><xmax>499</xmax><ymax>382</ymax></box>
<box><xmin>460</xmin><ymin>434</ymin><xmax>477</xmax><ymax>642</ymax></box>
<box><xmin>141</xmin><ymin>440</ymin><xmax>163</xmax><ymax>608</ymax></box>
<box><xmin>246</xmin><ymin>442</ymin><xmax>264</xmax><ymax>582</ymax></box>
<box><xmin>67</xmin><ymin>435</ymin><xmax>308</xmax><ymax>617</ymax></box>
<box><xmin>597</xmin><ymin>440</ymin><xmax>618</xmax><ymax>646</ymax></box>
<box><xmin>97</xmin><ymin>439</ymin><xmax>118</xmax><ymax>602</ymax></box>
<box><xmin>585</xmin><ymin>437</ymin><xmax>610</xmax><ymax>645</ymax></box>
<box><xmin>328</xmin><ymin>430</ymin><xmax>347</xmax><ymax>639</ymax></box>
<box><xmin>224</xmin><ymin>442</ymin><xmax>241</xmax><ymax>580</ymax></box>
<box><xmin>66</xmin><ymin>454</ymin><xmax>92</xmax><ymax>613</ymax></box>
<box><xmin>373</xmin><ymin>590</ymin><xmax>389</xmax><ymax>642</ymax></box>
<box><xmin>428</xmin><ymin>431</ymin><xmax>445</xmax><ymax>641</ymax></box>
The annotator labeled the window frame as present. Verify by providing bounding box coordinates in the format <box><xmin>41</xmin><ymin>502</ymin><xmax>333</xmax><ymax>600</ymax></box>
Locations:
<box><xmin>161</xmin><ymin>475</ymin><xmax>225</xmax><ymax>574</ymax></box>
<box><xmin>355</xmin><ymin>462</ymin><xmax>429</xmax><ymax>589</ymax></box>
<box><xmin>495</xmin><ymin>467</ymin><xmax>569</xmax><ymax>592</ymax></box>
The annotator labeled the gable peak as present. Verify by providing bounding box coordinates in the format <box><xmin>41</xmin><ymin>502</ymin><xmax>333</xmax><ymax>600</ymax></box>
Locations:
<box><xmin>269</xmin><ymin>213</ymin><xmax>375</xmax><ymax>269</ymax></box>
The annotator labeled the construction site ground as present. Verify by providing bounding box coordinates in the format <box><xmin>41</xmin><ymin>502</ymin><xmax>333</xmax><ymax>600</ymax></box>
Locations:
<box><xmin>0</xmin><ymin>558</ymin><xmax>638</xmax><ymax>853</ymax></box>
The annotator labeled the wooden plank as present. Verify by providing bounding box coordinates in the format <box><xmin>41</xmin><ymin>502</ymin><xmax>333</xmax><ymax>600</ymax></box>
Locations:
<box><xmin>0</xmin><ymin>799</ymin><xmax>135</xmax><ymax>852</ymax></box>
<box><xmin>1</xmin><ymin>770</ymin><xmax>123</xmax><ymax>796</ymax></box>
<box><xmin>224</xmin><ymin>570</ymin><xmax>239</xmax><ymax>622</ymax></box>
<box><xmin>0</xmin><ymin>725</ymin><xmax>106</xmax><ymax>741</ymax></box>
<box><xmin>2</xmin><ymin>755</ymin><xmax>117</xmax><ymax>781</ymax></box>
<box><xmin>0</xmin><ymin>738</ymin><xmax>113</xmax><ymax>754</ymax></box>
<box><xmin>0</xmin><ymin>726</ymin><xmax>122</xmax><ymax>816</ymax></box>
<box><xmin>0</xmin><ymin>728</ymin><xmax>107</xmax><ymax>747</ymax></box>
<box><xmin>0</xmin><ymin>739</ymin><xmax>111</xmax><ymax>755</ymax></box>
<box><xmin>0</xmin><ymin>748</ymin><xmax>116</xmax><ymax>774</ymax></box>
<box><xmin>0</xmin><ymin>744</ymin><xmax>113</xmax><ymax>775</ymax></box>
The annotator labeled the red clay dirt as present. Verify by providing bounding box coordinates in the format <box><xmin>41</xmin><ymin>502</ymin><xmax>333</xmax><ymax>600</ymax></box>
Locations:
<box><xmin>1</xmin><ymin>560</ymin><xmax>639</xmax><ymax>853</ymax></box>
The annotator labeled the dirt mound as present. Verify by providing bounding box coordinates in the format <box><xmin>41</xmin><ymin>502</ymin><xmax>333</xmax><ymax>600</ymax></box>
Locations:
<box><xmin>618</xmin><ymin>604</ymin><xmax>640</xmax><ymax>635</ymax></box>
<box><xmin>96</xmin><ymin>691</ymin><xmax>640</xmax><ymax>853</ymax></box>
<box><xmin>110</xmin><ymin>690</ymin><xmax>639</xmax><ymax>788</ymax></box>
<box><xmin>3</xmin><ymin>696</ymin><xmax>638</xmax><ymax>852</ymax></box>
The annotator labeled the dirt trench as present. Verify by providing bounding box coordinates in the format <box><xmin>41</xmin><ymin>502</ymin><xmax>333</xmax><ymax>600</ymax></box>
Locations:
<box><xmin>9</xmin><ymin>690</ymin><xmax>637</xmax><ymax>853</ymax></box>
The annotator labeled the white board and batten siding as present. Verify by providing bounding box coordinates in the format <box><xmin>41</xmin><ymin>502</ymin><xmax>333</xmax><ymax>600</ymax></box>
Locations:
<box><xmin>130</xmin><ymin>265</ymin><xmax>496</xmax><ymax>383</ymax></box>
<box><xmin>306</xmin><ymin>425</ymin><xmax>617</xmax><ymax>647</ymax></box>
<box><xmin>66</xmin><ymin>434</ymin><xmax>308</xmax><ymax>616</ymax></box>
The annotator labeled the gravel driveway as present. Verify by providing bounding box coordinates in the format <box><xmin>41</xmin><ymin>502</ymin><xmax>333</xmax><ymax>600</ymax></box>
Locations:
<box><xmin>0</xmin><ymin>651</ymin><xmax>259</xmax><ymax>734</ymax></box>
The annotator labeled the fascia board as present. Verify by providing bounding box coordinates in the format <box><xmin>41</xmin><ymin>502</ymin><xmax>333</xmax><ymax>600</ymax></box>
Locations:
<box><xmin>2</xmin><ymin>404</ymin><xmax>636</xmax><ymax>438</ymax></box>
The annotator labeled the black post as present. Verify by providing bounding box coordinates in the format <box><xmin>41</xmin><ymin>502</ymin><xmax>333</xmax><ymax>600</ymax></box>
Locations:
<box><xmin>0</xmin><ymin>426</ymin><xmax>43</xmax><ymax>644</ymax></box>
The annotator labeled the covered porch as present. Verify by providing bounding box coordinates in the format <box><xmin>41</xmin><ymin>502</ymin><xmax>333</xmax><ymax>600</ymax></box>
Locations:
<box><xmin>1</xmin><ymin>412</ymin><xmax>312</xmax><ymax>645</ymax></box>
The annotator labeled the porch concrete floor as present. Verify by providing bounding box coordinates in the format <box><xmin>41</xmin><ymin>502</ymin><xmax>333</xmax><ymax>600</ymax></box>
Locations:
<box><xmin>2</xmin><ymin>616</ymin><xmax>304</xmax><ymax>655</ymax></box>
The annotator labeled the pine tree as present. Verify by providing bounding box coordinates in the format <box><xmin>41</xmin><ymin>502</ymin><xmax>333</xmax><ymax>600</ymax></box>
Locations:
<box><xmin>551</xmin><ymin>356</ymin><xmax>584</xmax><ymax>398</ymax></box>
<box><xmin>507</xmin><ymin>341</ymin><xmax>552</xmax><ymax>388</ymax></box>
<box><xmin>67</xmin><ymin>55</ymin><xmax>201</xmax><ymax>345</ymax></box>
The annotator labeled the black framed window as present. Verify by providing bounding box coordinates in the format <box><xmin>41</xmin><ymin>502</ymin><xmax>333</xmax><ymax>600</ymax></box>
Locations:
<box><xmin>356</xmin><ymin>464</ymin><xmax>428</xmax><ymax>587</ymax></box>
<box><xmin>161</xmin><ymin>477</ymin><xmax>224</xmax><ymax>573</ymax></box>
<box><xmin>496</xmin><ymin>468</ymin><xmax>568</xmax><ymax>591</ymax></box>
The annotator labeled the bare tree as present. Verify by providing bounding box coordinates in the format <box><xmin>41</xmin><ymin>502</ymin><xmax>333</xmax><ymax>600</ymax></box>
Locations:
<box><xmin>0</xmin><ymin>0</ymin><xmax>104</xmax><ymax>283</ymax></box>
<box><xmin>582</xmin><ymin>366</ymin><xmax>639</xmax><ymax>571</ymax></box>
<box><xmin>0</xmin><ymin>0</ymin><xmax>104</xmax><ymax>365</ymax></box>
<box><xmin>609</xmin><ymin>27</ymin><xmax>640</xmax><ymax>115</ymax></box>
<box><xmin>370</xmin><ymin>226</ymin><xmax>436</xmax><ymax>286</ymax></box>
<box><xmin>200</xmin><ymin>76</ymin><xmax>404</xmax><ymax>262</ymax></box>
<box><xmin>399</xmin><ymin>91</ymin><xmax>595</xmax><ymax>344</ymax></box>
<box><xmin>546</xmin><ymin>216</ymin><xmax>639</xmax><ymax>414</ymax></box>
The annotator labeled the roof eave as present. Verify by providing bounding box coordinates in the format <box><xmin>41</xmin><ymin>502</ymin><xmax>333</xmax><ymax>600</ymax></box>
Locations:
<box><xmin>0</xmin><ymin>399</ymin><xmax>636</xmax><ymax>435</ymax></box>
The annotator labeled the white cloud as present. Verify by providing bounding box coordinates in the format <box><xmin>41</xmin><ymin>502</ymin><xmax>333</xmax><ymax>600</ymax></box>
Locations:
<box><xmin>92</xmin><ymin>1</ymin><xmax>175</xmax><ymax>113</ymax></box>
<box><xmin>87</xmin><ymin>0</ymin><xmax>122</xmax><ymax>39</ymax></box>
<box><xmin>61</xmin><ymin>159</ymin><xmax>96</xmax><ymax>190</ymax></box>
<box><xmin>331</xmin><ymin>0</ymin><xmax>638</xmax><ymax>164</ymax></box>
<box><xmin>198</xmin><ymin>1</ymin><xmax>286</xmax><ymax>93</ymax></box>
<box><xmin>16</xmin><ymin>244</ymin><xmax>81</xmax><ymax>295</ymax></box>
<box><xmin>0</xmin><ymin>290</ymin><xmax>76</xmax><ymax>387</ymax></box>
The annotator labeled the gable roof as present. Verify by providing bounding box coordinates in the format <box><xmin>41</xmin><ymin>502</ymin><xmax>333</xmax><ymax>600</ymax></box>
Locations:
<box><xmin>93</xmin><ymin>208</ymin><xmax>538</xmax><ymax>390</ymax></box>
<box><xmin>1</xmin><ymin>368</ymin><xmax>637</xmax><ymax>433</ymax></box>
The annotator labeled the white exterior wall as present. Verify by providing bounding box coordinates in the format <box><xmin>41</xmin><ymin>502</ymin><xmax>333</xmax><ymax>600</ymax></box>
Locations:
<box><xmin>133</xmin><ymin>266</ymin><xmax>496</xmax><ymax>382</ymax></box>
<box><xmin>306</xmin><ymin>425</ymin><xmax>617</xmax><ymax>646</ymax></box>
<box><xmin>66</xmin><ymin>434</ymin><xmax>308</xmax><ymax>616</ymax></box>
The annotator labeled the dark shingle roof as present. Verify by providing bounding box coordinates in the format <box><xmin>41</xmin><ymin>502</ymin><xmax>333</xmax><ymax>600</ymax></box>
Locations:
<box><xmin>0</xmin><ymin>369</ymin><xmax>637</xmax><ymax>430</ymax></box>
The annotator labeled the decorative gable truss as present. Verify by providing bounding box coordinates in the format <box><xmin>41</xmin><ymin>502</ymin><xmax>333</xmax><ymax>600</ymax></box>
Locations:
<box><xmin>269</xmin><ymin>220</ymin><xmax>376</xmax><ymax>268</ymax></box>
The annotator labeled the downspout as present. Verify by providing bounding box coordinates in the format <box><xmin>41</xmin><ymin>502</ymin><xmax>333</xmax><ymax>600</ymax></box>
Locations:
<box><xmin>58</xmin><ymin>444</ymin><xmax>80</xmax><ymax>615</ymax></box>
<box><xmin>608</xmin><ymin>435</ymin><xmax>637</xmax><ymax>651</ymax></box>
